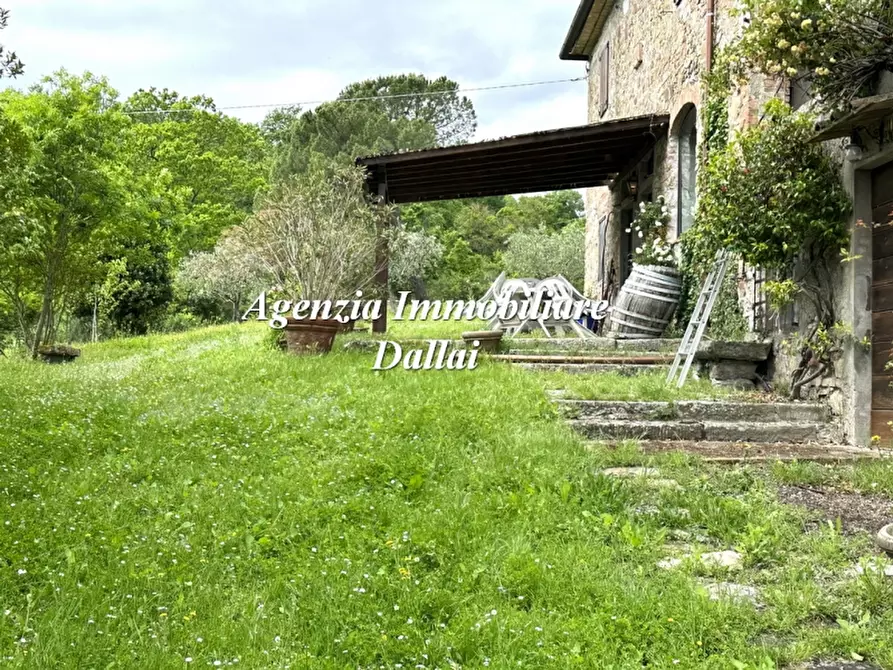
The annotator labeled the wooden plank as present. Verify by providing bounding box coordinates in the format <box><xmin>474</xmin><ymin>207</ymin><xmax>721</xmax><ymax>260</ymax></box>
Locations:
<box><xmin>872</xmin><ymin>282</ymin><xmax>893</xmax><ymax>311</ymax></box>
<box><xmin>872</xmin><ymin>310</ymin><xmax>893</xmax><ymax>344</ymax></box>
<box><xmin>872</xmin><ymin>342</ymin><xmax>893</xmax><ymax>374</ymax></box>
<box><xmin>870</xmin><ymin>409</ymin><xmax>893</xmax><ymax>442</ymax></box>
<box><xmin>874</xmin><ymin>223</ymin><xmax>893</xmax><ymax>259</ymax></box>
<box><xmin>873</xmin><ymin>255</ymin><xmax>893</xmax><ymax>285</ymax></box>
<box><xmin>357</xmin><ymin>115</ymin><xmax>670</xmax><ymax>167</ymax></box>
<box><xmin>872</xmin><ymin>312</ymin><xmax>893</xmax><ymax>348</ymax></box>
<box><xmin>872</xmin><ymin>162</ymin><xmax>893</xmax><ymax>207</ymax></box>
<box><xmin>872</xmin><ymin>374</ymin><xmax>893</xmax><ymax>408</ymax></box>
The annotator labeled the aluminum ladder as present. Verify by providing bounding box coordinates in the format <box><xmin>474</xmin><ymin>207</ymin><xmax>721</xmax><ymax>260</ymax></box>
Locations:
<box><xmin>666</xmin><ymin>250</ymin><xmax>731</xmax><ymax>388</ymax></box>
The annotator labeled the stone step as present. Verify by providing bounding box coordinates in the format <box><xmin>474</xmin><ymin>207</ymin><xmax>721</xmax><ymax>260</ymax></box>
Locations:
<box><xmin>590</xmin><ymin>440</ymin><xmax>888</xmax><ymax>463</ymax></box>
<box><xmin>507</xmin><ymin>349</ymin><xmax>668</xmax><ymax>357</ymax></box>
<box><xmin>556</xmin><ymin>399</ymin><xmax>828</xmax><ymax>423</ymax></box>
<box><xmin>494</xmin><ymin>354</ymin><xmax>673</xmax><ymax>364</ymax></box>
<box><xmin>506</xmin><ymin>337</ymin><xmax>682</xmax><ymax>353</ymax></box>
<box><xmin>569</xmin><ymin>418</ymin><xmax>827</xmax><ymax>444</ymax></box>
<box><xmin>516</xmin><ymin>362</ymin><xmax>668</xmax><ymax>375</ymax></box>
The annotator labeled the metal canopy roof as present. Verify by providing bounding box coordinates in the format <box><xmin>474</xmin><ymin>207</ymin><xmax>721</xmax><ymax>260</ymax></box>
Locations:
<box><xmin>356</xmin><ymin>114</ymin><xmax>670</xmax><ymax>204</ymax></box>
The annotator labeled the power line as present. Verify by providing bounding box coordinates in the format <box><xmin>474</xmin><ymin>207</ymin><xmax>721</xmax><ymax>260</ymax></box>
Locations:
<box><xmin>121</xmin><ymin>76</ymin><xmax>587</xmax><ymax>116</ymax></box>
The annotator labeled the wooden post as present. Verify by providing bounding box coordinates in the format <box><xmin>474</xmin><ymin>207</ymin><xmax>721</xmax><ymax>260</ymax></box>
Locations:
<box><xmin>373</xmin><ymin>182</ymin><xmax>389</xmax><ymax>333</ymax></box>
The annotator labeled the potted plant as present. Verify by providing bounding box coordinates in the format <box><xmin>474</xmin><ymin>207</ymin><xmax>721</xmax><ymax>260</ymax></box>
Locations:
<box><xmin>461</xmin><ymin>329</ymin><xmax>504</xmax><ymax>353</ymax></box>
<box><xmin>239</xmin><ymin>163</ymin><xmax>393</xmax><ymax>354</ymax></box>
<box><xmin>608</xmin><ymin>197</ymin><xmax>681</xmax><ymax>339</ymax></box>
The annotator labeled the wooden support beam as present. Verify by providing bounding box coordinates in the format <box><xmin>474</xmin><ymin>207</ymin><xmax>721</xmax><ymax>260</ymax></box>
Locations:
<box><xmin>373</xmin><ymin>182</ymin><xmax>389</xmax><ymax>334</ymax></box>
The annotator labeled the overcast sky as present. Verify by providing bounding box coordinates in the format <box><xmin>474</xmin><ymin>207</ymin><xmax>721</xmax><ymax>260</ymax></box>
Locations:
<box><xmin>0</xmin><ymin>0</ymin><xmax>589</xmax><ymax>140</ymax></box>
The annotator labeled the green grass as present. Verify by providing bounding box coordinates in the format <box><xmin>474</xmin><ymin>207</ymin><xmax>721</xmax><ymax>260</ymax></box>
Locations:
<box><xmin>1</xmin><ymin>324</ymin><xmax>892</xmax><ymax>668</ymax></box>
<box><xmin>343</xmin><ymin>315</ymin><xmax>487</xmax><ymax>341</ymax></box>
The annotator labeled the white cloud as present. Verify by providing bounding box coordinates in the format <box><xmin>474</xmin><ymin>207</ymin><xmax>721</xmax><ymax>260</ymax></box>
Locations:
<box><xmin>474</xmin><ymin>87</ymin><xmax>588</xmax><ymax>141</ymax></box>
<box><xmin>0</xmin><ymin>0</ymin><xmax>587</xmax><ymax>136</ymax></box>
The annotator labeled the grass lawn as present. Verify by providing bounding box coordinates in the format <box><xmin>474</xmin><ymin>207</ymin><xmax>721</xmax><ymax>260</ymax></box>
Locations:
<box><xmin>1</xmin><ymin>324</ymin><xmax>892</xmax><ymax>668</ymax></box>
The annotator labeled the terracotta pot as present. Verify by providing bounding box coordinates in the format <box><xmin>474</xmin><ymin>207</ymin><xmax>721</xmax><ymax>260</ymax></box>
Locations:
<box><xmin>282</xmin><ymin>318</ymin><xmax>341</xmax><ymax>354</ymax></box>
<box><xmin>461</xmin><ymin>330</ymin><xmax>503</xmax><ymax>354</ymax></box>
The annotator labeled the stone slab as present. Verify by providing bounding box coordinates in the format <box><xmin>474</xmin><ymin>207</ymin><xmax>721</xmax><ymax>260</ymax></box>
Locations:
<box><xmin>703</xmin><ymin>421</ymin><xmax>821</xmax><ymax>444</ymax></box>
<box><xmin>517</xmin><ymin>363</ymin><xmax>668</xmax><ymax>375</ymax></box>
<box><xmin>555</xmin><ymin>399</ymin><xmax>828</xmax><ymax>423</ymax></box>
<box><xmin>696</xmin><ymin>340</ymin><xmax>772</xmax><ymax>362</ymax></box>
<box><xmin>709</xmin><ymin>360</ymin><xmax>758</xmax><ymax>382</ymax></box>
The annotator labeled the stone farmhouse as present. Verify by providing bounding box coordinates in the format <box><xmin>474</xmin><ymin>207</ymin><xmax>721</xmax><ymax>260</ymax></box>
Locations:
<box><xmin>558</xmin><ymin>0</ymin><xmax>893</xmax><ymax>447</ymax></box>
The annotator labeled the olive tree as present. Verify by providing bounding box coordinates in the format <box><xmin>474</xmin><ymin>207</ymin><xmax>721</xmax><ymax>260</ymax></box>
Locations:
<box><xmin>238</xmin><ymin>163</ymin><xmax>394</xmax><ymax>301</ymax></box>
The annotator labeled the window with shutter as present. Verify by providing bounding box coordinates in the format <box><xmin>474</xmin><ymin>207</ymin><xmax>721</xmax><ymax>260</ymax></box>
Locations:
<box><xmin>598</xmin><ymin>44</ymin><xmax>610</xmax><ymax>117</ymax></box>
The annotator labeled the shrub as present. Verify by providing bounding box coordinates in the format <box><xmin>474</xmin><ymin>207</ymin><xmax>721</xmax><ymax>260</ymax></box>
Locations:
<box><xmin>239</xmin><ymin>162</ymin><xmax>394</xmax><ymax>301</ymax></box>
<box><xmin>735</xmin><ymin>0</ymin><xmax>893</xmax><ymax>106</ymax></box>
<box><xmin>503</xmin><ymin>223</ymin><xmax>585</xmax><ymax>288</ymax></box>
<box><xmin>690</xmin><ymin>99</ymin><xmax>849</xmax><ymax>272</ymax></box>
<box><xmin>627</xmin><ymin>197</ymin><xmax>675</xmax><ymax>268</ymax></box>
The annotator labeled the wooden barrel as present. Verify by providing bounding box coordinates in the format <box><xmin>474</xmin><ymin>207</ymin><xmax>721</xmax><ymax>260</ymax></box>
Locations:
<box><xmin>608</xmin><ymin>265</ymin><xmax>681</xmax><ymax>339</ymax></box>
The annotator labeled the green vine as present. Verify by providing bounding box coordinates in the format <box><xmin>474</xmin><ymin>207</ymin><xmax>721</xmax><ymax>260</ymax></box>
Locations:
<box><xmin>672</xmin><ymin>51</ymin><xmax>742</xmax><ymax>337</ymax></box>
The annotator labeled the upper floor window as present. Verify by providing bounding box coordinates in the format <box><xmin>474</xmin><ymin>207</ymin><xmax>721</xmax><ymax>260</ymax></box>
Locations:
<box><xmin>598</xmin><ymin>43</ymin><xmax>610</xmax><ymax>117</ymax></box>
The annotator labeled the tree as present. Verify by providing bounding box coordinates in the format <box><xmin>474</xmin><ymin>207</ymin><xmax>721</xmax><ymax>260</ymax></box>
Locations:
<box><xmin>238</xmin><ymin>162</ymin><xmax>393</xmax><ymax>301</ymax></box>
<box><xmin>0</xmin><ymin>7</ymin><xmax>23</xmax><ymax>79</ymax></box>
<box><xmin>0</xmin><ymin>71</ymin><xmax>135</xmax><ymax>356</ymax></box>
<box><xmin>124</xmin><ymin>88</ymin><xmax>269</xmax><ymax>259</ymax></box>
<box><xmin>389</xmin><ymin>229</ymin><xmax>444</xmax><ymax>298</ymax></box>
<box><xmin>337</xmin><ymin>74</ymin><xmax>476</xmax><ymax>146</ymax></box>
<box><xmin>691</xmin><ymin>100</ymin><xmax>851</xmax><ymax>398</ymax></box>
<box><xmin>100</xmin><ymin>240</ymin><xmax>174</xmax><ymax>335</ymax></box>
<box><xmin>504</xmin><ymin>223</ymin><xmax>586</xmax><ymax>288</ymax></box>
<box><xmin>176</xmin><ymin>230</ymin><xmax>265</xmax><ymax>321</ymax></box>
<box><xmin>264</xmin><ymin>74</ymin><xmax>475</xmax><ymax>182</ymax></box>
<box><xmin>268</xmin><ymin>100</ymin><xmax>435</xmax><ymax>182</ymax></box>
<box><xmin>496</xmin><ymin>191</ymin><xmax>584</xmax><ymax>233</ymax></box>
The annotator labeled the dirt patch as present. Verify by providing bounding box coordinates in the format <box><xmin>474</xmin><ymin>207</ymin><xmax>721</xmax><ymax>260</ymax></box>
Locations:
<box><xmin>778</xmin><ymin>484</ymin><xmax>893</xmax><ymax>535</ymax></box>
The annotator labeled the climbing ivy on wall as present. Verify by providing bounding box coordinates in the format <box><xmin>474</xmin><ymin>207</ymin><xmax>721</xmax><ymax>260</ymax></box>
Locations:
<box><xmin>672</xmin><ymin>51</ymin><xmax>742</xmax><ymax>339</ymax></box>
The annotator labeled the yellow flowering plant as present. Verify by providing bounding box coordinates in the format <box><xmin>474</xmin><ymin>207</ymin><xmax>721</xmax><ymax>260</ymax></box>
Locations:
<box><xmin>735</xmin><ymin>0</ymin><xmax>893</xmax><ymax>106</ymax></box>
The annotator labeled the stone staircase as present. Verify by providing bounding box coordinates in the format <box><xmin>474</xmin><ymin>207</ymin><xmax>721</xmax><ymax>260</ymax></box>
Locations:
<box><xmin>552</xmin><ymin>395</ymin><xmax>883</xmax><ymax>462</ymax></box>
<box><xmin>495</xmin><ymin>337</ymin><xmax>679</xmax><ymax>375</ymax></box>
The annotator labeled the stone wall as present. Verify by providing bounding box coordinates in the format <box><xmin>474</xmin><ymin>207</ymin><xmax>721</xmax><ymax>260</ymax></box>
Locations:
<box><xmin>581</xmin><ymin>0</ymin><xmax>748</xmax><ymax>298</ymax></box>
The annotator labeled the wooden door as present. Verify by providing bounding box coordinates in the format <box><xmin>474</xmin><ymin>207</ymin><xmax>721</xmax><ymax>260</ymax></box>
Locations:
<box><xmin>871</xmin><ymin>163</ymin><xmax>893</xmax><ymax>440</ymax></box>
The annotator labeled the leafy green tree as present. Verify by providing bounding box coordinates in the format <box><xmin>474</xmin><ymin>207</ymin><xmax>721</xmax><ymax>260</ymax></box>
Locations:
<box><xmin>0</xmin><ymin>71</ymin><xmax>136</xmax><ymax>356</ymax></box>
<box><xmin>0</xmin><ymin>7</ymin><xmax>23</xmax><ymax>79</ymax></box>
<box><xmin>265</xmin><ymin>74</ymin><xmax>474</xmax><ymax>182</ymax></box>
<box><xmin>100</xmin><ymin>241</ymin><xmax>174</xmax><ymax>335</ymax></box>
<box><xmin>496</xmin><ymin>191</ymin><xmax>584</xmax><ymax>233</ymax></box>
<box><xmin>338</xmin><ymin>74</ymin><xmax>476</xmax><ymax>146</ymax></box>
<box><xmin>124</xmin><ymin>88</ymin><xmax>269</xmax><ymax>259</ymax></box>
<box><xmin>504</xmin><ymin>223</ymin><xmax>586</xmax><ymax>287</ymax></box>
<box><xmin>268</xmin><ymin>100</ymin><xmax>435</xmax><ymax>181</ymax></box>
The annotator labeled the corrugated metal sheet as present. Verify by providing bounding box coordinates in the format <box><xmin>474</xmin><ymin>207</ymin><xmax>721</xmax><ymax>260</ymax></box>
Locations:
<box><xmin>356</xmin><ymin>114</ymin><xmax>669</xmax><ymax>204</ymax></box>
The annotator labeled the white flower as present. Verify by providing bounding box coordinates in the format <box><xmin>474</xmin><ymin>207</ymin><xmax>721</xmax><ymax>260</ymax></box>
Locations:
<box><xmin>625</xmin><ymin>228</ymin><xmax>631</xmax><ymax>233</ymax></box>
<box><xmin>638</xmin><ymin>231</ymin><xmax>644</xmax><ymax>238</ymax></box>
<box><xmin>635</xmin><ymin>247</ymin><xmax>643</xmax><ymax>254</ymax></box>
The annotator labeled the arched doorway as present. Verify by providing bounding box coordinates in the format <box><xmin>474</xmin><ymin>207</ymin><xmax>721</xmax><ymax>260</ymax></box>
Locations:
<box><xmin>676</xmin><ymin>104</ymin><xmax>698</xmax><ymax>235</ymax></box>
